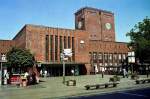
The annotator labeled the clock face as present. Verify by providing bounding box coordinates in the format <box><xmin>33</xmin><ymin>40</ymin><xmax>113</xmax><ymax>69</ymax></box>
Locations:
<box><xmin>105</xmin><ymin>23</ymin><xmax>111</xmax><ymax>30</ymax></box>
<box><xmin>78</xmin><ymin>21</ymin><xmax>82</xmax><ymax>29</ymax></box>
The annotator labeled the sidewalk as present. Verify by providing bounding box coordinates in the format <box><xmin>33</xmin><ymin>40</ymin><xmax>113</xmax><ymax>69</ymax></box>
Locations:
<box><xmin>0</xmin><ymin>75</ymin><xmax>150</xmax><ymax>99</ymax></box>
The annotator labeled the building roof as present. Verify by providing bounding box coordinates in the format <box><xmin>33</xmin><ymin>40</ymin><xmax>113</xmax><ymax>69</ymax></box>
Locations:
<box><xmin>0</xmin><ymin>39</ymin><xmax>12</xmax><ymax>41</ymax></box>
<box><xmin>26</xmin><ymin>24</ymin><xmax>76</xmax><ymax>31</ymax></box>
<box><xmin>12</xmin><ymin>24</ymin><xmax>79</xmax><ymax>40</ymax></box>
<box><xmin>75</xmin><ymin>6</ymin><xmax>113</xmax><ymax>15</ymax></box>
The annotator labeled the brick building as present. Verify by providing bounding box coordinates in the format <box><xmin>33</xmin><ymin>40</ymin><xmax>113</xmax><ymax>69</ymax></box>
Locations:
<box><xmin>0</xmin><ymin>7</ymin><xmax>128</xmax><ymax>76</ymax></box>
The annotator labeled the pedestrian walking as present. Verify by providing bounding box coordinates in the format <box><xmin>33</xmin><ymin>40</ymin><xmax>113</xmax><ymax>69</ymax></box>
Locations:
<box><xmin>146</xmin><ymin>67</ymin><xmax>149</xmax><ymax>78</ymax></box>
<box><xmin>102</xmin><ymin>67</ymin><xmax>105</xmax><ymax>78</ymax></box>
<box><xmin>123</xmin><ymin>68</ymin><xmax>128</xmax><ymax>78</ymax></box>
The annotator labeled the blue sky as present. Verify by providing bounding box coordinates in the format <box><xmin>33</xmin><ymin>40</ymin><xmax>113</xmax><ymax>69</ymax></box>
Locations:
<box><xmin>0</xmin><ymin>0</ymin><xmax>150</xmax><ymax>42</ymax></box>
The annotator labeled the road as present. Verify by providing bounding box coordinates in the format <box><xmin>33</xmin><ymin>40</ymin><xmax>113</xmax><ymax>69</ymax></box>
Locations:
<box><xmin>71</xmin><ymin>88</ymin><xmax>150</xmax><ymax>99</ymax></box>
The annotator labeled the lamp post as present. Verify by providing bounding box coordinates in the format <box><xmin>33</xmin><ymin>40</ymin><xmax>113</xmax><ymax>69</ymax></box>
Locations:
<box><xmin>128</xmin><ymin>46</ymin><xmax>135</xmax><ymax>74</ymax></box>
<box><xmin>61</xmin><ymin>49</ymin><xmax>72</xmax><ymax>84</ymax></box>
<box><xmin>0</xmin><ymin>61</ymin><xmax>2</xmax><ymax>85</ymax></box>
<box><xmin>63</xmin><ymin>58</ymin><xmax>65</xmax><ymax>84</ymax></box>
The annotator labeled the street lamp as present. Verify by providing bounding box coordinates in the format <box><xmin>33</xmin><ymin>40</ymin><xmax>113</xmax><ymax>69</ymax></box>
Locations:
<box><xmin>61</xmin><ymin>49</ymin><xmax>72</xmax><ymax>84</ymax></box>
<box><xmin>0</xmin><ymin>54</ymin><xmax>7</xmax><ymax>85</ymax></box>
<box><xmin>128</xmin><ymin>46</ymin><xmax>135</xmax><ymax>74</ymax></box>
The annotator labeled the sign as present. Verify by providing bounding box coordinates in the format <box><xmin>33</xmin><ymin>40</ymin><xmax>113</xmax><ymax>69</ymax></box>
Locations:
<box><xmin>1</xmin><ymin>54</ymin><xmax>7</xmax><ymax>62</ymax></box>
<box><xmin>63</xmin><ymin>49</ymin><xmax>72</xmax><ymax>57</ymax></box>
<box><xmin>63</xmin><ymin>57</ymin><xmax>68</xmax><ymax>61</ymax></box>
<box><xmin>128</xmin><ymin>51</ymin><xmax>135</xmax><ymax>57</ymax></box>
<box><xmin>37</xmin><ymin>63</ymin><xmax>41</xmax><ymax>67</ymax></box>
<box><xmin>128</xmin><ymin>57</ymin><xmax>135</xmax><ymax>63</ymax></box>
<box><xmin>1</xmin><ymin>54</ymin><xmax>6</xmax><ymax>61</ymax></box>
<box><xmin>80</xmin><ymin>40</ymin><xmax>85</xmax><ymax>44</ymax></box>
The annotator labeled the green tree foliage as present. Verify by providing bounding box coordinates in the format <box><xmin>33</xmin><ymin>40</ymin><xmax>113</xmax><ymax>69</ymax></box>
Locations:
<box><xmin>6</xmin><ymin>47</ymin><xmax>35</xmax><ymax>67</ymax></box>
<box><xmin>126</xmin><ymin>17</ymin><xmax>150</xmax><ymax>63</ymax></box>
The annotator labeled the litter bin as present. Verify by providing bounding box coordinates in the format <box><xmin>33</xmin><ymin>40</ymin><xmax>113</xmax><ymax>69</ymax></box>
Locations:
<box><xmin>66</xmin><ymin>80</ymin><xmax>76</xmax><ymax>86</ymax></box>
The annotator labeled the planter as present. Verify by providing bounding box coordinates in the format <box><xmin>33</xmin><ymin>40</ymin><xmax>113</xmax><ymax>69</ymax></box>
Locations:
<box><xmin>131</xmin><ymin>75</ymin><xmax>139</xmax><ymax>80</ymax></box>
<box><xmin>109</xmin><ymin>76</ymin><xmax>120</xmax><ymax>82</ymax></box>
<box><xmin>131</xmin><ymin>73</ymin><xmax>139</xmax><ymax>80</ymax></box>
<box><xmin>66</xmin><ymin>80</ymin><xmax>76</xmax><ymax>86</ymax></box>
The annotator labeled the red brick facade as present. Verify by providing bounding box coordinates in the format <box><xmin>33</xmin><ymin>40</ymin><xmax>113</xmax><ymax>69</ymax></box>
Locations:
<box><xmin>0</xmin><ymin>40</ymin><xmax>15</xmax><ymax>54</ymax></box>
<box><xmin>0</xmin><ymin>7</ymin><xmax>128</xmax><ymax>75</ymax></box>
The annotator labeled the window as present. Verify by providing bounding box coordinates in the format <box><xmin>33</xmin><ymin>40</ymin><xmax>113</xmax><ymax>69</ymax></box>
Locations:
<box><xmin>113</xmin><ymin>54</ymin><xmax>117</xmax><ymax>61</ymax></box>
<box><xmin>64</xmin><ymin>36</ymin><xmax>67</xmax><ymax>49</ymax></box>
<box><xmin>104</xmin><ymin>53</ymin><xmax>108</xmax><ymax>60</ymax></box>
<box><xmin>72</xmin><ymin>37</ymin><xmax>75</xmax><ymax>61</ymax></box>
<box><xmin>123</xmin><ymin>54</ymin><xmax>126</xmax><ymax>60</ymax></box>
<box><xmin>109</xmin><ymin>54</ymin><xmax>112</xmax><ymax>60</ymax></box>
<box><xmin>110</xmin><ymin>63</ymin><xmax>112</xmax><ymax>66</ymax></box>
<box><xmin>119</xmin><ymin>54</ymin><xmax>121</xmax><ymax>60</ymax></box>
<box><xmin>45</xmin><ymin>35</ymin><xmax>49</xmax><ymax>61</ymax></box>
<box><xmin>105</xmin><ymin>63</ymin><xmax>108</xmax><ymax>66</ymax></box>
<box><xmin>68</xmin><ymin>37</ymin><xmax>71</xmax><ymax>48</ymax></box>
<box><xmin>72</xmin><ymin>37</ymin><xmax>74</xmax><ymax>50</ymax></box>
<box><xmin>99</xmin><ymin>63</ymin><xmax>103</xmax><ymax>66</ymax></box>
<box><xmin>50</xmin><ymin>35</ymin><xmax>53</xmax><ymax>61</ymax></box>
<box><xmin>55</xmin><ymin>36</ymin><xmax>58</xmax><ymax>60</ymax></box>
<box><xmin>93</xmin><ymin>52</ymin><xmax>97</xmax><ymax>60</ymax></box>
<box><xmin>59</xmin><ymin>36</ymin><xmax>62</xmax><ymax>53</ymax></box>
<box><xmin>98</xmin><ymin>53</ymin><xmax>102</xmax><ymax>60</ymax></box>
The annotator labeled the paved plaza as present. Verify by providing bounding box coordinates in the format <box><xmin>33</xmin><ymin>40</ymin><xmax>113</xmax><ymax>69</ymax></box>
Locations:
<box><xmin>0</xmin><ymin>75</ymin><xmax>150</xmax><ymax>99</ymax></box>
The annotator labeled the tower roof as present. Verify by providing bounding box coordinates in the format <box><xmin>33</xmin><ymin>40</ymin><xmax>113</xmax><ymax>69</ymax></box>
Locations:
<box><xmin>75</xmin><ymin>7</ymin><xmax>113</xmax><ymax>15</ymax></box>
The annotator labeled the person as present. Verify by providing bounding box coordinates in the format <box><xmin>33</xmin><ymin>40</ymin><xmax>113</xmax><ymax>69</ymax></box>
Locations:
<box><xmin>44</xmin><ymin>70</ymin><xmax>47</xmax><ymax>77</ymax></box>
<box><xmin>40</xmin><ymin>70</ymin><xmax>43</xmax><ymax>77</ymax></box>
<box><xmin>24</xmin><ymin>72</ymin><xmax>29</xmax><ymax>78</ymax></box>
<box><xmin>123</xmin><ymin>68</ymin><xmax>128</xmax><ymax>78</ymax></box>
<box><xmin>102</xmin><ymin>67</ymin><xmax>105</xmax><ymax>78</ymax></box>
<box><xmin>5</xmin><ymin>72</ymin><xmax>9</xmax><ymax>84</ymax></box>
<box><xmin>71</xmin><ymin>69</ymin><xmax>74</xmax><ymax>76</ymax></box>
<box><xmin>36</xmin><ymin>76</ymin><xmax>40</xmax><ymax>84</ymax></box>
<box><xmin>21</xmin><ymin>72</ymin><xmax>29</xmax><ymax>86</ymax></box>
<box><xmin>123</xmin><ymin>68</ymin><xmax>125</xmax><ymax>78</ymax></box>
<box><xmin>32</xmin><ymin>73</ymin><xmax>36</xmax><ymax>84</ymax></box>
<box><xmin>146</xmin><ymin>67</ymin><xmax>149</xmax><ymax>78</ymax></box>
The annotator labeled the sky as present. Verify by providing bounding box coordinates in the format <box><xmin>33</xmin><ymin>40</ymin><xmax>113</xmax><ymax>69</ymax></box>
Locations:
<box><xmin>0</xmin><ymin>0</ymin><xmax>150</xmax><ymax>42</ymax></box>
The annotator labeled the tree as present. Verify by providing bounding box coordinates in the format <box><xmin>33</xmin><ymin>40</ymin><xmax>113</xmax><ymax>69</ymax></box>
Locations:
<box><xmin>126</xmin><ymin>17</ymin><xmax>150</xmax><ymax>63</ymax></box>
<box><xmin>6</xmin><ymin>47</ymin><xmax>35</xmax><ymax>69</ymax></box>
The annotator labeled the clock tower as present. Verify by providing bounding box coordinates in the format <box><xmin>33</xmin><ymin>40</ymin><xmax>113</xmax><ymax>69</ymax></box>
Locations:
<box><xmin>75</xmin><ymin>7</ymin><xmax>115</xmax><ymax>41</ymax></box>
